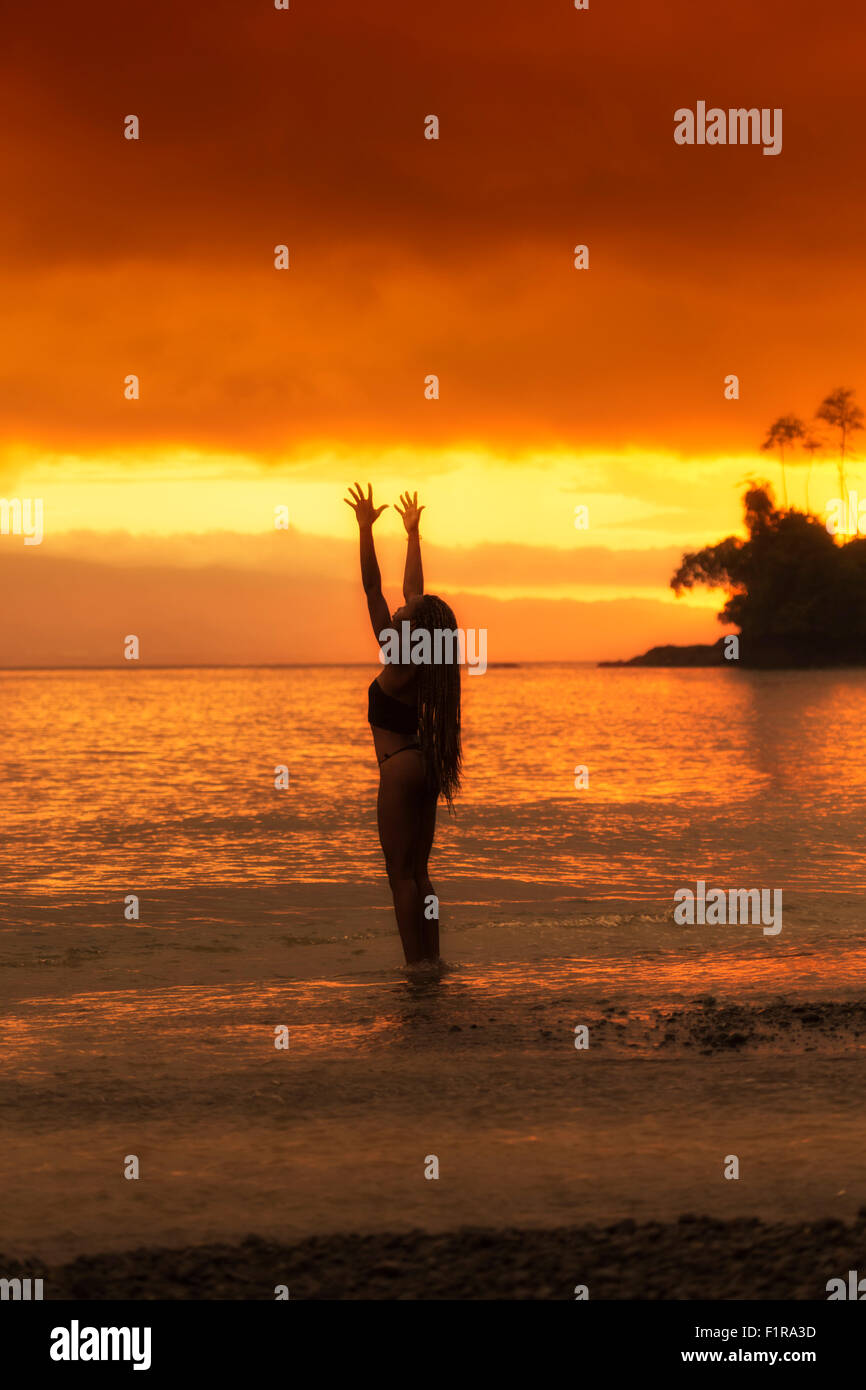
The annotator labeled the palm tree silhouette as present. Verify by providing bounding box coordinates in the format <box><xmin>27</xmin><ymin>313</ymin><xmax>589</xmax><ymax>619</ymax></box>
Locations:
<box><xmin>816</xmin><ymin>387</ymin><xmax>864</xmax><ymax>501</ymax></box>
<box><xmin>760</xmin><ymin>416</ymin><xmax>805</xmax><ymax>509</ymax></box>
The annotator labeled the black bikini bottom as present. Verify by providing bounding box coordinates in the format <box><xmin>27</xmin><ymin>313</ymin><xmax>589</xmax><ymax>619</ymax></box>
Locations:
<box><xmin>377</xmin><ymin>741</ymin><xmax>421</xmax><ymax>767</ymax></box>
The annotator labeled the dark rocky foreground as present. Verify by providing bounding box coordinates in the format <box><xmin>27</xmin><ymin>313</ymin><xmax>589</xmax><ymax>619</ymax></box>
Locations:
<box><xmin>5</xmin><ymin>1215</ymin><xmax>866</xmax><ymax>1299</ymax></box>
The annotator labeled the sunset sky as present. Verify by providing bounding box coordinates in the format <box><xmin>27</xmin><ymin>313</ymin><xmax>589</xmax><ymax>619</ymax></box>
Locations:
<box><xmin>2</xmin><ymin>0</ymin><xmax>864</xmax><ymax>664</ymax></box>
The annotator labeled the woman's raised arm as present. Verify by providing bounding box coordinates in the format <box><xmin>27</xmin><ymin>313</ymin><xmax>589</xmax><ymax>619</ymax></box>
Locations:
<box><xmin>344</xmin><ymin>482</ymin><xmax>391</xmax><ymax>640</ymax></box>
<box><xmin>395</xmin><ymin>491</ymin><xmax>425</xmax><ymax>601</ymax></box>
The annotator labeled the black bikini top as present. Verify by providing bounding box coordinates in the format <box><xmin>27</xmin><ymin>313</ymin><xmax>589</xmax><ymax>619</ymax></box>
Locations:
<box><xmin>368</xmin><ymin>677</ymin><xmax>418</xmax><ymax>735</ymax></box>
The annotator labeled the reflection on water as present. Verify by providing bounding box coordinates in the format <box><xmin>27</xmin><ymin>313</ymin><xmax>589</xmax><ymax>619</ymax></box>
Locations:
<box><xmin>2</xmin><ymin>665</ymin><xmax>866</xmax><ymax>895</ymax></box>
<box><xmin>5</xmin><ymin>936</ymin><xmax>866</xmax><ymax>1082</ymax></box>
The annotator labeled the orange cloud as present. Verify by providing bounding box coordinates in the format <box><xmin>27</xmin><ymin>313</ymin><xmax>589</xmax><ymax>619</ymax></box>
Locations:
<box><xmin>1</xmin><ymin>0</ymin><xmax>863</xmax><ymax>456</ymax></box>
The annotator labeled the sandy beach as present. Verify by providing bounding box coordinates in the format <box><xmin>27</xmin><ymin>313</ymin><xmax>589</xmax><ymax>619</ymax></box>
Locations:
<box><xmin>3</xmin><ymin>887</ymin><xmax>866</xmax><ymax>1298</ymax></box>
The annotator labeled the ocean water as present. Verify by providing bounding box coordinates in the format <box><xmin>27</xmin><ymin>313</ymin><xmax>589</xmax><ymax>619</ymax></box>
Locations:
<box><xmin>4</xmin><ymin>662</ymin><xmax>866</xmax><ymax>892</ymax></box>
<box><xmin>2</xmin><ymin>663</ymin><xmax>865</xmax><ymax>990</ymax></box>
<box><xmin>2</xmin><ymin>665</ymin><xmax>866</xmax><ymax>1259</ymax></box>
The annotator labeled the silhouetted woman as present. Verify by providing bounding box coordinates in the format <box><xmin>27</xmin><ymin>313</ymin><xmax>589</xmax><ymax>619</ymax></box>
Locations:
<box><xmin>344</xmin><ymin>483</ymin><xmax>462</xmax><ymax>965</ymax></box>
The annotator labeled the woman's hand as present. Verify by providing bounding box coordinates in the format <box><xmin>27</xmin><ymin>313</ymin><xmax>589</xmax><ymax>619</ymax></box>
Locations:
<box><xmin>395</xmin><ymin>491</ymin><xmax>425</xmax><ymax>534</ymax></box>
<box><xmin>344</xmin><ymin>482</ymin><xmax>388</xmax><ymax>528</ymax></box>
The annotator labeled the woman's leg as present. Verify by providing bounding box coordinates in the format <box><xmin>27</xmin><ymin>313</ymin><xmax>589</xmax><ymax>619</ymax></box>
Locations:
<box><xmin>414</xmin><ymin>790</ymin><xmax>439</xmax><ymax>960</ymax></box>
<box><xmin>377</xmin><ymin>751</ymin><xmax>429</xmax><ymax>964</ymax></box>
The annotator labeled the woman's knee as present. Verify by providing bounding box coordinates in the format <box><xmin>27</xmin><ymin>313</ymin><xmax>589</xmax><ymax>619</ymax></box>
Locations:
<box><xmin>385</xmin><ymin>855</ymin><xmax>416</xmax><ymax>884</ymax></box>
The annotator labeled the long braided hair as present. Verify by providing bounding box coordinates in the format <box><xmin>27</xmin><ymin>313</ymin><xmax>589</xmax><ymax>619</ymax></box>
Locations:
<box><xmin>412</xmin><ymin>594</ymin><xmax>462</xmax><ymax>809</ymax></box>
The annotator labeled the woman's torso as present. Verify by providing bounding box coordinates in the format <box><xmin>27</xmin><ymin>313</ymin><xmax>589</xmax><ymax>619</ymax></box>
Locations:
<box><xmin>368</xmin><ymin>668</ymin><xmax>420</xmax><ymax>761</ymax></box>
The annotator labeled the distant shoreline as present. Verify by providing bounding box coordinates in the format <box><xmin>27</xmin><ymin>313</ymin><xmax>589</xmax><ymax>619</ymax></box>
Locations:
<box><xmin>0</xmin><ymin>661</ymin><xmax>581</xmax><ymax>672</ymax></box>
<box><xmin>599</xmin><ymin>639</ymin><xmax>866</xmax><ymax>669</ymax></box>
<box><xmin>3</xmin><ymin>653</ymin><xmax>864</xmax><ymax>671</ymax></box>
<box><xmin>0</xmin><ymin>653</ymin><xmax>861</xmax><ymax>669</ymax></box>
<box><xmin>599</xmin><ymin>640</ymin><xmax>727</xmax><ymax>668</ymax></box>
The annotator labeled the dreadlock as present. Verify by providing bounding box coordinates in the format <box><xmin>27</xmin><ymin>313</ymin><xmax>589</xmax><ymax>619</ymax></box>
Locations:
<box><xmin>411</xmin><ymin>594</ymin><xmax>462</xmax><ymax>810</ymax></box>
